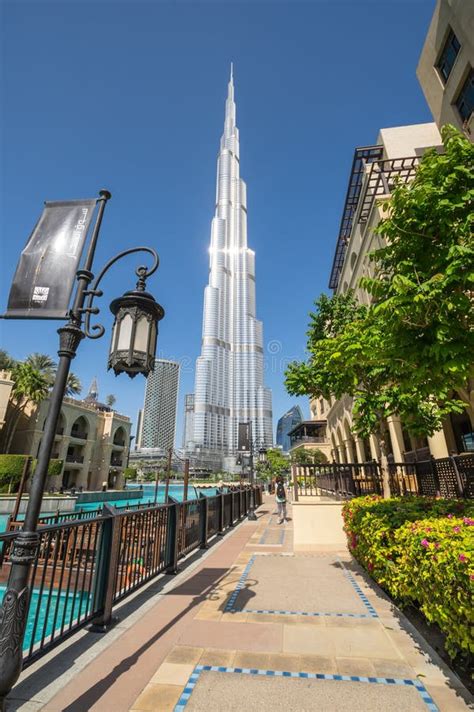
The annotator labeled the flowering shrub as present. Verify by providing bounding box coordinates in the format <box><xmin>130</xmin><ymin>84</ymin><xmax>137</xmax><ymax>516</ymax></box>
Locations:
<box><xmin>342</xmin><ymin>496</ymin><xmax>474</xmax><ymax>659</ymax></box>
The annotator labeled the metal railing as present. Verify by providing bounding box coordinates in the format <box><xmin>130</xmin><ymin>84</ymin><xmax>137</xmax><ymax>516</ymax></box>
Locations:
<box><xmin>293</xmin><ymin>456</ymin><xmax>474</xmax><ymax>500</ymax></box>
<box><xmin>0</xmin><ymin>485</ymin><xmax>260</xmax><ymax>668</ymax></box>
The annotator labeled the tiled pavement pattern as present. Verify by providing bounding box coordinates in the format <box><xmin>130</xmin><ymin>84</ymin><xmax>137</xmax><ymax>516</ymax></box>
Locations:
<box><xmin>129</xmin><ymin>497</ymin><xmax>471</xmax><ymax>712</ymax></box>
<box><xmin>42</xmin><ymin>496</ymin><xmax>472</xmax><ymax>712</ymax></box>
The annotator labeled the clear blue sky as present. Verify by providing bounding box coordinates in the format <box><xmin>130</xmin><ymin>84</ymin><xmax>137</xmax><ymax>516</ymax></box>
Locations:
<box><xmin>0</xmin><ymin>0</ymin><xmax>434</xmax><ymax>445</ymax></box>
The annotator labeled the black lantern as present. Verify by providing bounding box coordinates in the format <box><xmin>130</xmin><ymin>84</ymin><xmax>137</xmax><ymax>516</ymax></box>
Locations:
<box><xmin>108</xmin><ymin>269</ymin><xmax>164</xmax><ymax>378</ymax></box>
<box><xmin>258</xmin><ymin>446</ymin><xmax>267</xmax><ymax>463</ymax></box>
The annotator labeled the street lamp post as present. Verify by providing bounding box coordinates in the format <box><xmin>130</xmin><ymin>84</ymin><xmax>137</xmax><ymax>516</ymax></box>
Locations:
<box><xmin>0</xmin><ymin>190</ymin><xmax>165</xmax><ymax>707</ymax></box>
<box><xmin>239</xmin><ymin>428</ymin><xmax>267</xmax><ymax>522</ymax></box>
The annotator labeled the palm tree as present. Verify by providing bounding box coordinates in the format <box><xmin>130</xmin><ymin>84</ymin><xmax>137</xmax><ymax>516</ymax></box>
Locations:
<box><xmin>65</xmin><ymin>372</ymin><xmax>82</xmax><ymax>397</ymax></box>
<box><xmin>25</xmin><ymin>353</ymin><xmax>57</xmax><ymax>385</ymax></box>
<box><xmin>3</xmin><ymin>363</ymin><xmax>50</xmax><ymax>453</ymax></box>
<box><xmin>24</xmin><ymin>353</ymin><xmax>81</xmax><ymax>397</ymax></box>
<box><xmin>105</xmin><ymin>394</ymin><xmax>116</xmax><ymax>408</ymax></box>
<box><xmin>0</xmin><ymin>350</ymin><xmax>16</xmax><ymax>371</ymax></box>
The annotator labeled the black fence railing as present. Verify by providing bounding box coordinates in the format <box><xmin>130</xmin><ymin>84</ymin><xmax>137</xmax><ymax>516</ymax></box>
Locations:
<box><xmin>293</xmin><ymin>456</ymin><xmax>474</xmax><ymax>500</ymax></box>
<box><xmin>0</xmin><ymin>485</ymin><xmax>261</xmax><ymax>669</ymax></box>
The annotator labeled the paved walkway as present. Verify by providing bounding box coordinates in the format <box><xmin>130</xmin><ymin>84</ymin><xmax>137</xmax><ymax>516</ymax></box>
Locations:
<box><xmin>18</xmin><ymin>496</ymin><xmax>473</xmax><ymax>711</ymax></box>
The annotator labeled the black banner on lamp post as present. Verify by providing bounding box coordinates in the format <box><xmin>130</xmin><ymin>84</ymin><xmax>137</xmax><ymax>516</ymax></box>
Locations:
<box><xmin>238</xmin><ymin>421</ymin><xmax>251</xmax><ymax>452</ymax></box>
<box><xmin>4</xmin><ymin>199</ymin><xmax>97</xmax><ymax>319</ymax></box>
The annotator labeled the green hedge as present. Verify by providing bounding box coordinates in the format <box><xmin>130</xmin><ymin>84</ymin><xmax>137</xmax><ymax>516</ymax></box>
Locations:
<box><xmin>0</xmin><ymin>454</ymin><xmax>63</xmax><ymax>489</ymax></box>
<box><xmin>342</xmin><ymin>496</ymin><xmax>474</xmax><ymax>659</ymax></box>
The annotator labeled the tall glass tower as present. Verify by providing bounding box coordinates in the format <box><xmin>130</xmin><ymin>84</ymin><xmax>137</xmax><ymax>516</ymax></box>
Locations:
<box><xmin>191</xmin><ymin>67</ymin><xmax>273</xmax><ymax>470</ymax></box>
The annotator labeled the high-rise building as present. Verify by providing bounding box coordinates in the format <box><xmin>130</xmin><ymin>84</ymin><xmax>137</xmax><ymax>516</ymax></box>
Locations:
<box><xmin>182</xmin><ymin>394</ymin><xmax>195</xmax><ymax>449</ymax></box>
<box><xmin>135</xmin><ymin>409</ymin><xmax>143</xmax><ymax>449</ymax></box>
<box><xmin>276</xmin><ymin>405</ymin><xmax>303</xmax><ymax>452</ymax></box>
<box><xmin>189</xmin><ymin>67</ymin><xmax>273</xmax><ymax>471</ymax></box>
<box><xmin>140</xmin><ymin>359</ymin><xmax>179</xmax><ymax>451</ymax></box>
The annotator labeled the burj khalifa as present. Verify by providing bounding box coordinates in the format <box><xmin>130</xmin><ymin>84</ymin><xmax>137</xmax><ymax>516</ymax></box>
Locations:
<box><xmin>189</xmin><ymin>67</ymin><xmax>273</xmax><ymax>471</ymax></box>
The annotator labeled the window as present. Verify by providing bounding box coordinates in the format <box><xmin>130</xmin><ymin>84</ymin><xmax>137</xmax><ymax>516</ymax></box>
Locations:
<box><xmin>436</xmin><ymin>28</ymin><xmax>460</xmax><ymax>82</ymax></box>
<box><xmin>455</xmin><ymin>68</ymin><xmax>474</xmax><ymax>122</ymax></box>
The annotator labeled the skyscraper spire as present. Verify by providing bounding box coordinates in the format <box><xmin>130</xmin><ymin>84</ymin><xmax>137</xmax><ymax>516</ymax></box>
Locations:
<box><xmin>190</xmin><ymin>71</ymin><xmax>273</xmax><ymax>471</ymax></box>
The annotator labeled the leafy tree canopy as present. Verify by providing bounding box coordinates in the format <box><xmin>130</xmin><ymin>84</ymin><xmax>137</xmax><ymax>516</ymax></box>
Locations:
<box><xmin>255</xmin><ymin>448</ymin><xmax>289</xmax><ymax>481</ymax></box>
<box><xmin>285</xmin><ymin>126</ymin><xmax>473</xmax><ymax>442</ymax></box>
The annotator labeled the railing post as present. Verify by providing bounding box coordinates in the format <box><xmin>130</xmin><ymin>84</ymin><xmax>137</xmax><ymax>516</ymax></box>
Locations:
<box><xmin>199</xmin><ymin>493</ymin><xmax>209</xmax><ymax>549</ymax></box>
<box><xmin>91</xmin><ymin>504</ymin><xmax>121</xmax><ymax>630</ymax></box>
<box><xmin>229</xmin><ymin>490</ymin><xmax>235</xmax><ymax>526</ymax></box>
<box><xmin>165</xmin><ymin>500</ymin><xmax>179</xmax><ymax>574</ymax></box>
<box><xmin>430</xmin><ymin>456</ymin><xmax>441</xmax><ymax>497</ymax></box>
<box><xmin>450</xmin><ymin>456</ymin><xmax>465</xmax><ymax>498</ymax></box>
<box><xmin>218</xmin><ymin>490</ymin><xmax>225</xmax><ymax>535</ymax></box>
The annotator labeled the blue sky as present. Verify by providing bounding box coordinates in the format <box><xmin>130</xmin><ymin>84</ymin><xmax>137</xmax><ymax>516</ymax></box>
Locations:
<box><xmin>0</xmin><ymin>0</ymin><xmax>434</xmax><ymax>444</ymax></box>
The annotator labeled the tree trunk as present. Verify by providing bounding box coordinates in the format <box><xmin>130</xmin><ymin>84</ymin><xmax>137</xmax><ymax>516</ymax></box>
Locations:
<box><xmin>457</xmin><ymin>375</ymin><xmax>474</xmax><ymax>427</ymax></box>
<box><xmin>378</xmin><ymin>432</ymin><xmax>391</xmax><ymax>499</ymax></box>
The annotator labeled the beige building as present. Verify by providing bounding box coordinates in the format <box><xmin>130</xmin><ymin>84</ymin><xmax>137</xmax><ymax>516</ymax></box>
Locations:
<box><xmin>417</xmin><ymin>0</ymin><xmax>473</xmax><ymax>139</ymax></box>
<box><xmin>0</xmin><ymin>371</ymin><xmax>14</xmax><ymax>433</ymax></box>
<box><xmin>1</xmin><ymin>378</ymin><xmax>131</xmax><ymax>490</ymax></box>
<box><xmin>325</xmin><ymin>122</ymin><xmax>473</xmax><ymax>464</ymax></box>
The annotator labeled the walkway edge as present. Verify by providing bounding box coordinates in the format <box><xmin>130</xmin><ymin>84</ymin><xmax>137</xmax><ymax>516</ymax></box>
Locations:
<box><xmin>8</xmin><ymin>517</ymin><xmax>257</xmax><ymax>711</ymax></box>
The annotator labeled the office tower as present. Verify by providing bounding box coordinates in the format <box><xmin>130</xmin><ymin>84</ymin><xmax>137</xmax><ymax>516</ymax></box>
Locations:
<box><xmin>140</xmin><ymin>359</ymin><xmax>179</xmax><ymax>451</ymax></box>
<box><xmin>191</xmin><ymin>67</ymin><xmax>273</xmax><ymax>470</ymax></box>
<box><xmin>276</xmin><ymin>405</ymin><xmax>303</xmax><ymax>452</ymax></box>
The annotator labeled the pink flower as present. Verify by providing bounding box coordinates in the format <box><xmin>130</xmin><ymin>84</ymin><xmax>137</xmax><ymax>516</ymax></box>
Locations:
<box><xmin>453</xmin><ymin>526</ymin><xmax>461</xmax><ymax>533</ymax></box>
<box><xmin>434</xmin><ymin>543</ymin><xmax>440</xmax><ymax>549</ymax></box>
<box><xmin>425</xmin><ymin>528</ymin><xmax>432</xmax><ymax>532</ymax></box>
<box><xmin>447</xmin><ymin>514</ymin><xmax>454</xmax><ymax>519</ymax></box>
<box><xmin>463</xmin><ymin>518</ymin><xmax>474</xmax><ymax>526</ymax></box>
<box><xmin>368</xmin><ymin>562</ymin><xmax>374</xmax><ymax>571</ymax></box>
<box><xmin>421</xmin><ymin>539</ymin><xmax>430</xmax><ymax>548</ymax></box>
<box><xmin>470</xmin><ymin>575</ymin><xmax>474</xmax><ymax>581</ymax></box>
<box><xmin>458</xmin><ymin>554</ymin><xmax>467</xmax><ymax>563</ymax></box>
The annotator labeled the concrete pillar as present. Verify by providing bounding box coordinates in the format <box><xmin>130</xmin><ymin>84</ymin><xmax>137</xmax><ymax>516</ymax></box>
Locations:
<box><xmin>337</xmin><ymin>445</ymin><xmax>346</xmax><ymax>463</ymax></box>
<box><xmin>355</xmin><ymin>438</ymin><xmax>366</xmax><ymax>463</ymax></box>
<box><xmin>428</xmin><ymin>429</ymin><xmax>449</xmax><ymax>459</ymax></box>
<box><xmin>387</xmin><ymin>416</ymin><xmax>404</xmax><ymax>462</ymax></box>
<box><xmin>344</xmin><ymin>438</ymin><xmax>355</xmax><ymax>463</ymax></box>
<box><xmin>369</xmin><ymin>435</ymin><xmax>381</xmax><ymax>460</ymax></box>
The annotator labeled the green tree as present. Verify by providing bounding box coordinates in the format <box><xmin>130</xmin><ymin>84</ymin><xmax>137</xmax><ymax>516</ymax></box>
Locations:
<box><xmin>25</xmin><ymin>352</ymin><xmax>81</xmax><ymax>396</ymax></box>
<box><xmin>290</xmin><ymin>448</ymin><xmax>328</xmax><ymax>465</ymax></box>
<box><xmin>0</xmin><ymin>350</ymin><xmax>16</xmax><ymax>371</ymax></box>
<box><xmin>3</xmin><ymin>363</ymin><xmax>50</xmax><ymax>453</ymax></box>
<box><xmin>362</xmin><ymin>125</ymin><xmax>474</xmax><ymax>427</ymax></box>
<box><xmin>285</xmin><ymin>127</ymin><xmax>473</xmax><ymax>496</ymax></box>
<box><xmin>123</xmin><ymin>467</ymin><xmax>137</xmax><ymax>480</ymax></box>
<box><xmin>65</xmin><ymin>372</ymin><xmax>82</xmax><ymax>396</ymax></box>
<box><xmin>25</xmin><ymin>353</ymin><xmax>56</xmax><ymax>381</ymax></box>
<box><xmin>106</xmin><ymin>394</ymin><xmax>117</xmax><ymax>408</ymax></box>
<box><xmin>255</xmin><ymin>448</ymin><xmax>289</xmax><ymax>482</ymax></box>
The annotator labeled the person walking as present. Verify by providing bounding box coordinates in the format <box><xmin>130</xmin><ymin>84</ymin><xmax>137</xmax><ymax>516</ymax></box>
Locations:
<box><xmin>275</xmin><ymin>475</ymin><xmax>288</xmax><ymax>524</ymax></box>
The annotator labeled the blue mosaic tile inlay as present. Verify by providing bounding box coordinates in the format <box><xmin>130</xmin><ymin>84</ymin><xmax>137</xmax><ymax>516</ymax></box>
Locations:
<box><xmin>224</xmin><ymin>554</ymin><xmax>378</xmax><ymax>618</ymax></box>
<box><xmin>173</xmin><ymin>666</ymin><xmax>439</xmax><ymax>711</ymax></box>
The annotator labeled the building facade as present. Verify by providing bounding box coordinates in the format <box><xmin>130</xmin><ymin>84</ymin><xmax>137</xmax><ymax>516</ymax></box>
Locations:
<box><xmin>189</xmin><ymin>68</ymin><xmax>273</xmax><ymax>470</ymax></box>
<box><xmin>325</xmin><ymin>121</ymin><xmax>473</xmax><ymax>463</ymax></box>
<box><xmin>417</xmin><ymin>0</ymin><xmax>474</xmax><ymax>140</ymax></box>
<box><xmin>276</xmin><ymin>405</ymin><xmax>303</xmax><ymax>452</ymax></box>
<box><xmin>182</xmin><ymin>394</ymin><xmax>195</xmax><ymax>449</ymax></box>
<box><xmin>7</xmin><ymin>392</ymin><xmax>131</xmax><ymax>490</ymax></box>
<box><xmin>140</xmin><ymin>358</ymin><xmax>179</xmax><ymax>451</ymax></box>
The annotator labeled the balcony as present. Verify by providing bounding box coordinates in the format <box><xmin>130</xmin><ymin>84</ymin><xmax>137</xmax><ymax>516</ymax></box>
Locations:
<box><xmin>70</xmin><ymin>429</ymin><xmax>87</xmax><ymax>440</ymax></box>
<box><xmin>113</xmin><ymin>438</ymin><xmax>126</xmax><ymax>448</ymax></box>
<box><xmin>66</xmin><ymin>454</ymin><xmax>84</xmax><ymax>464</ymax></box>
<box><xmin>291</xmin><ymin>436</ymin><xmax>327</xmax><ymax>445</ymax></box>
